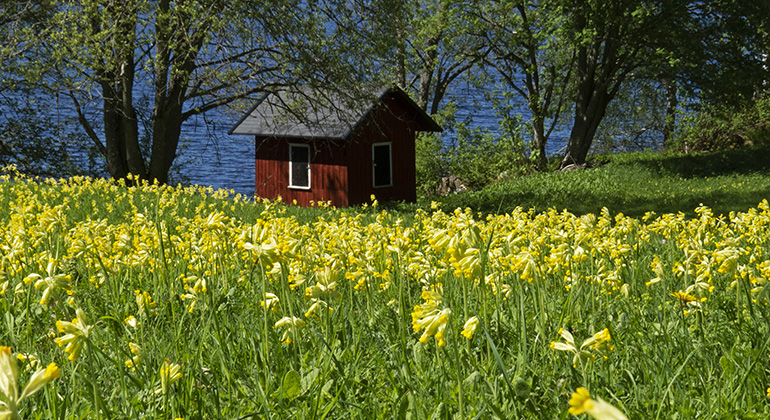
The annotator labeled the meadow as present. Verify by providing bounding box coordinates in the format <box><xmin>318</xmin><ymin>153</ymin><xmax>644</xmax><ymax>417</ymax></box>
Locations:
<box><xmin>1</xmin><ymin>149</ymin><xmax>770</xmax><ymax>419</ymax></box>
<box><xmin>438</xmin><ymin>143</ymin><xmax>770</xmax><ymax>218</ymax></box>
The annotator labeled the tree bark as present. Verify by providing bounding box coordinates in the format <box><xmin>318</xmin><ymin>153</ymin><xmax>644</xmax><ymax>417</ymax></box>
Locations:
<box><xmin>662</xmin><ymin>81</ymin><xmax>678</xmax><ymax>148</ymax></box>
<box><xmin>560</xmin><ymin>12</ymin><xmax>625</xmax><ymax>169</ymax></box>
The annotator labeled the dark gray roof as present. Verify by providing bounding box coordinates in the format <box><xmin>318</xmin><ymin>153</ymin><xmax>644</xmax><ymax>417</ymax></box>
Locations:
<box><xmin>228</xmin><ymin>85</ymin><xmax>441</xmax><ymax>138</ymax></box>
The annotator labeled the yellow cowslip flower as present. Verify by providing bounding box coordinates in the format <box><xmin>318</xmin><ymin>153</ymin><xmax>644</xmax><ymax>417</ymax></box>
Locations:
<box><xmin>125</xmin><ymin>343</ymin><xmax>141</xmax><ymax>370</ymax></box>
<box><xmin>261</xmin><ymin>293</ymin><xmax>280</xmax><ymax>312</ymax></box>
<box><xmin>460</xmin><ymin>316</ymin><xmax>479</xmax><ymax>339</ymax></box>
<box><xmin>274</xmin><ymin>316</ymin><xmax>306</xmax><ymax>344</ymax></box>
<box><xmin>412</xmin><ymin>303</ymin><xmax>451</xmax><ymax>346</ymax></box>
<box><xmin>124</xmin><ymin>315</ymin><xmax>140</xmax><ymax>329</ymax></box>
<box><xmin>305</xmin><ymin>267</ymin><xmax>340</xmax><ymax>300</ymax></box>
<box><xmin>552</xmin><ymin>327</ymin><xmax>614</xmax><ymax>366</ymax></box>
<box><xmin>412</xmin><ymin>285</ymin><xmax>450</xmax><ymax>346</ymax></box>
<box><xmin>26</xmin><ymin>260</ymin><xmax>73</xmax><ymax>305</ymax></box>
<box><xmin>15</xmin><ymin>354</ymin><xmax>40</xmax><ymax>373</ymax></box>
<box><xmin>55</xmin><ymin>308</ymin><xmax>93</xmax><ymax>361</ymax></box>
<box><xmin>582</xmin><ymin>328</ymin><xmax>611</xmax><ymax>349</ymax></box>
<box><xmin>155</xmin><ymin>359</ymin><xmax>182</xmax><ymax>395</ymax></box>
<box><xmin>304</xmin><ymin>299</ymin><xmax>331</xmax><ymax>318</ymax></box>
<box><xmin>135</xmin><ymin>290</ymin><xmax>158</xmax><ymax>316</ymax></box>
<box><xmin>0</xmin><ymin>346</ymin><xmax>60</xmax><ymax>419</ymax></box>
<box><xmin>568</xmin><ymin>387</ymin><xmax>628</xmax><ymax>420</ymax></box>
<box><xmin>179</xmin><ymin>286</ymin><xmax>200</xmax><ymax>313</ymax></box>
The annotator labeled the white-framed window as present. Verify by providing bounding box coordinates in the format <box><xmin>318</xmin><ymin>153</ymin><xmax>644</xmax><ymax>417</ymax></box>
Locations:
<box><xmin>372</xmin><ymin>142</ymin><xmax>392</xmax><ymax>188</ymax></box>
<box><xmin>289</xmin><ymin>143</ymin><xmax>311</xmax><ymax>189</ymax></box>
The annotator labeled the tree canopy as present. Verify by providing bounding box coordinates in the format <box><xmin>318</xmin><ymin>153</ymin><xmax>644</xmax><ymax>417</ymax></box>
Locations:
<box><xmin>1</xmin><ymin>0</ymin><xmax>768</xmax><ymax>185</ymax></box>
<box><xmin>3</xmin><ymin>0</ymin><xmax>371</xmax><ymax>183</ymax></box>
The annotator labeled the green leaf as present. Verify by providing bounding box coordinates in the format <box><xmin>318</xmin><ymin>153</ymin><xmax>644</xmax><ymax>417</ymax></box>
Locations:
<box><xmin>282</xmin><ymin>369</ymin><xmax>301</xmax><ymax>400</ymax></box>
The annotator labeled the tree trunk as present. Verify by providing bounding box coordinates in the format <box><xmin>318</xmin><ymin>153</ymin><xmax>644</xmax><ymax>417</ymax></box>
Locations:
<box><xmin>662</xmin><ymin>81</ymin><xmax>678</xmax><ymax>149</ymax></box>
<box><xmin>532</xmin><ymin>117</ymin><xmax>548</xmax><ymax>170</ymax></box>
<box><xmin>102</xmin><ymin>88</ymin><xmax>130</xmax><ymax>179</ymax></box>
<box><xmin>560</xmin><ymin>17</ymin><xmax>624</xmax><ymax>169</ymax></box>
<box><xmin>417</xmin><ymin>34</ymin><xmax>440</xmax><ymax>112</ymax></box>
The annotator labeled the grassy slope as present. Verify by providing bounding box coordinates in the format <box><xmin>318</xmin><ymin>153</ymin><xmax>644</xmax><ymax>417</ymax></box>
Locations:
<box><xmin>433</xmin><ymin>144</ymin><xmax>770</xmax><ymax>218</ymax></box>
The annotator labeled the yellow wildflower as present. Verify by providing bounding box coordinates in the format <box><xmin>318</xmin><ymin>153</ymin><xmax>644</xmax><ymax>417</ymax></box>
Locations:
<box><xmin>26</xmin><ymin>260</ymin><xmax>73</xmax><ymax>305</ymax></box>
<box><xmin>135</xmin><ymin>290</ymin><xmax>158</xmax><ymax>316</ymax></box>
<box><xmin>0</xmin><ymin>346</ymin><xmax>60</xmax><ymax>419</ymax></box>
<box><xmin>552</xmin><ymin>327</ymin><xmax>614</xmax><ymax>365</ymax></box>
<box><xmin>412</xmin><ymin>304</ymin><xmax>451</xmax><ymax>346</ymax></box>
<box><xmin>124</xmin><ymin>315</ymin><xmax>140</xmax><ymax>329</ymax></box>
<box><xmin>274</xmin><ymin>316</ymin><xmax>306</xmax><ymax>344</ymax></box>
<box><xmin>55</xmin><ymin>308</ymin><xmax>93</xmax><ymax>361</ymax></box>
<box><xmin>460</xmin><ymin>316</ymin><xmax>479</xmax><ymax>339</ymax></box>
<box><xmin>568</xmin><ymin>387</ymin><xmax>628</xmax><ymax>420</ymax></box>
<box><xmin>411</xmin><ymin>285</ymin><xmax>451</xmax><ymax>346</ymax></box>
<box><xmin>155</xmin><ymin>359</ymin><xmax>182</xmax><ymax>395</ymax></box>
<box><xmin>125</xmin><ymin>343</ymin><xmax>141</xmax><ymax>370</ymax></box>
<box><xmin>569</xmin><ymin>387</ymin><xmax>592</xmax><ymax>415</ymax></box>
<box><xmin>261</xmin><ymin>292</ymin><xmax>280</xmax><ymax>312</ymax></box>
<box><xmin>304</xmin><ymin>299</ymin><xmax>331</xmax><ymax>318</ymax></box>
<box><xmin>670</xmin><ymin>291</ymin><xmax>698</xmax><ymax>304</ymax></box>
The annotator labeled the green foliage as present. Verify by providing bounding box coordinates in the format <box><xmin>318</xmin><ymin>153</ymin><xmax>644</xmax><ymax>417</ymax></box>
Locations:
<box><xmin>674</xmin><ymin>96</ymin><xmax>770</xmax><ymax>153</ymax></box>
<box><xmin>593</xmin><ymin>78</ymin><xmax>670</xmax><ymax>154</ymax></box>
<box><xmin>0</xmin><ymin>97</ymin><xmax>104</xmax><ymax>177</ymax></box>
<box><xmin>415</xmin><ymin>132</ymin><xmax>445</xmax><ymax>196</ymax></box>
<box><xmin>444</xmin><ymin>110</ymin><xmax>530</xmax><ymax>190</ymax></box>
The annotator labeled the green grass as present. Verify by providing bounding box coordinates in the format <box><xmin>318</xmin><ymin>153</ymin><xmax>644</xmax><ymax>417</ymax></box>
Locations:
<box><xmin>435</xmin><ymin>144</ymin><xmax>770</xmax><ymax>217</ymax></box>
<box><xmin>0</xmin><ymin>175</ymin><xmax>768</xmax><ymax>418</ymax></box>
<box><xmin>1</xmin><ymin>149</ymin><xmax>770</xmax><ymax>419</ymax></box>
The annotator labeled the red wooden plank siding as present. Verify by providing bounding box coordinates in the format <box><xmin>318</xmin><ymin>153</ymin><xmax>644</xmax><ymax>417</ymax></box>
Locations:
<box><xmin>347</xmin><ymin>94</ymin><xmax>417</xmax><ymax>205</ymax></box>
<box><xmin>254</xmin><ymin>137</ymin><xmax>350</xmax><ymax>207</ymax></box>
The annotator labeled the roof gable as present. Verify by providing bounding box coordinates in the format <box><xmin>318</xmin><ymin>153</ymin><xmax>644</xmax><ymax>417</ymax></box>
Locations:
<box><xmin>229</xmin><ymin>85</ymin><xmax>441</xmax><ymax>138</ymax></box>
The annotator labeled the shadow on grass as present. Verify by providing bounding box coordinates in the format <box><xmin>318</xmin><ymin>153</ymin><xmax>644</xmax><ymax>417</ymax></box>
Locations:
<box><xmin>622</xmin><ymin>143</ymin><xmax>770</xmax><ymax>178</ymax></box>
<box><xmin>435</xmin><ymin>145</ymin><xmax>770</xmax><ymax>218</ymax></box>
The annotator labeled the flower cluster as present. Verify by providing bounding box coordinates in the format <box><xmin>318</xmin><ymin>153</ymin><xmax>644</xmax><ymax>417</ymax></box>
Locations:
<box><xmin>54</xmin><ymin>308</ymin><xmax>93</xmax><ymax>361</ymax></box>
<box><xmin>569</xmin><ymin>387</ymin><xmax>628</xmax><ymax>420</ymax></box>
<box><xmin>0</xmin><ymin>346</ymin><xmax>60</xmax><ymax>419</ymax></box>
<box><xmin>411</xmin><ymin>285</ymin><xmax>451</xmax><ymax>346</ymax></box>
<box><xmin>551</xmin><ymin>327</ymin><xmax>614</xmax><ymax>367</ymax></box>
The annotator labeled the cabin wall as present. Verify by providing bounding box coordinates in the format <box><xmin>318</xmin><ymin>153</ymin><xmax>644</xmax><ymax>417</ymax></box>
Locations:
<box><xmin>347</xmin><ymin>95</ymin><xmax>417</xmax><ymax>205</ymax></box>
<box><xmin>254</xmin><ymin>137</ymin><xmax>349</xmax><ymax>207</ymax></box>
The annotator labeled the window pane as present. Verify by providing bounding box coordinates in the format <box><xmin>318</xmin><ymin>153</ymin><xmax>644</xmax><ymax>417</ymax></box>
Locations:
<box><xmin>373</xmin><ymin>144</ymin><xmax>391</xmax><ymax>187</ymax></box>
<box><xmin>290</xmin><ymin>145</ymin><xmax>309</xmax><ymax>187</ymax></box>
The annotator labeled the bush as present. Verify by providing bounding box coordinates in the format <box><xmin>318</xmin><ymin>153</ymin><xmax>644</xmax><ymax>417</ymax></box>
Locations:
<box><xmin>673</xmin><ymin>95</ymin><xmax>770</xmax><ymax>152</ymax></box>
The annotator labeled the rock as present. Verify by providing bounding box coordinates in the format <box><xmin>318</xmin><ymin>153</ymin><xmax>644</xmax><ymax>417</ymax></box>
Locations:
<box><xmin>435</xmin><ymin>174</ymin><xmax>467</xmax><ymax>196</ymax></box>
<box><xmin>559</xmin><ymin>163</ymin><xmax>586</xmax><ymax>172</ymax></box>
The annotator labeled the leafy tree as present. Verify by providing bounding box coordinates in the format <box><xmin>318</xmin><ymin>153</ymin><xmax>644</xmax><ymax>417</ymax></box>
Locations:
<box><xmin>349</xmin><ymin>0</ymin><xmax>488</xmax><ymax>114</ymax></box>
<box><xmin>0</xmin><ymin>1</ymin><xmax>55</xmax><ymax>66</ymax></box>
<box><xmin>6</xmin><ymin>0</ymin><xmax>364</xmax><ymax>184</ymax></box>
<box><xmin>592</xmin><ymin>78</ymin><xmax>672</xmax><ymax>154</ymax></box>
<box><xmin>475</xmin><ymin>0</ymin><xmax>575</xmax><ymax>171</ymax></box>
<box><xmin>556</xmin><ymin>0</ymin><xmax>770</xmax><ymax>167</ymax></box>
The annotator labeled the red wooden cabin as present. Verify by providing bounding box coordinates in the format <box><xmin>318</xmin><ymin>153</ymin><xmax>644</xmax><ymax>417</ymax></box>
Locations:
<box><xmin>229</xmin><ymin>86</ymin><xmax>441</xmax><ymax>207</ymax></box>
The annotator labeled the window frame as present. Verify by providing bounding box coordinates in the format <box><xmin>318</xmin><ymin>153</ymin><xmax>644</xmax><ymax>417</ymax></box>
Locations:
<box><xmin>288</xmin><ymin>143</ymin><xmax>311</xmax><ymax>190</ymax></box>
<box><xmin>372</xmin><ymin>142</ymin><xmax>393</xmax><ymax>188</ymax></box>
